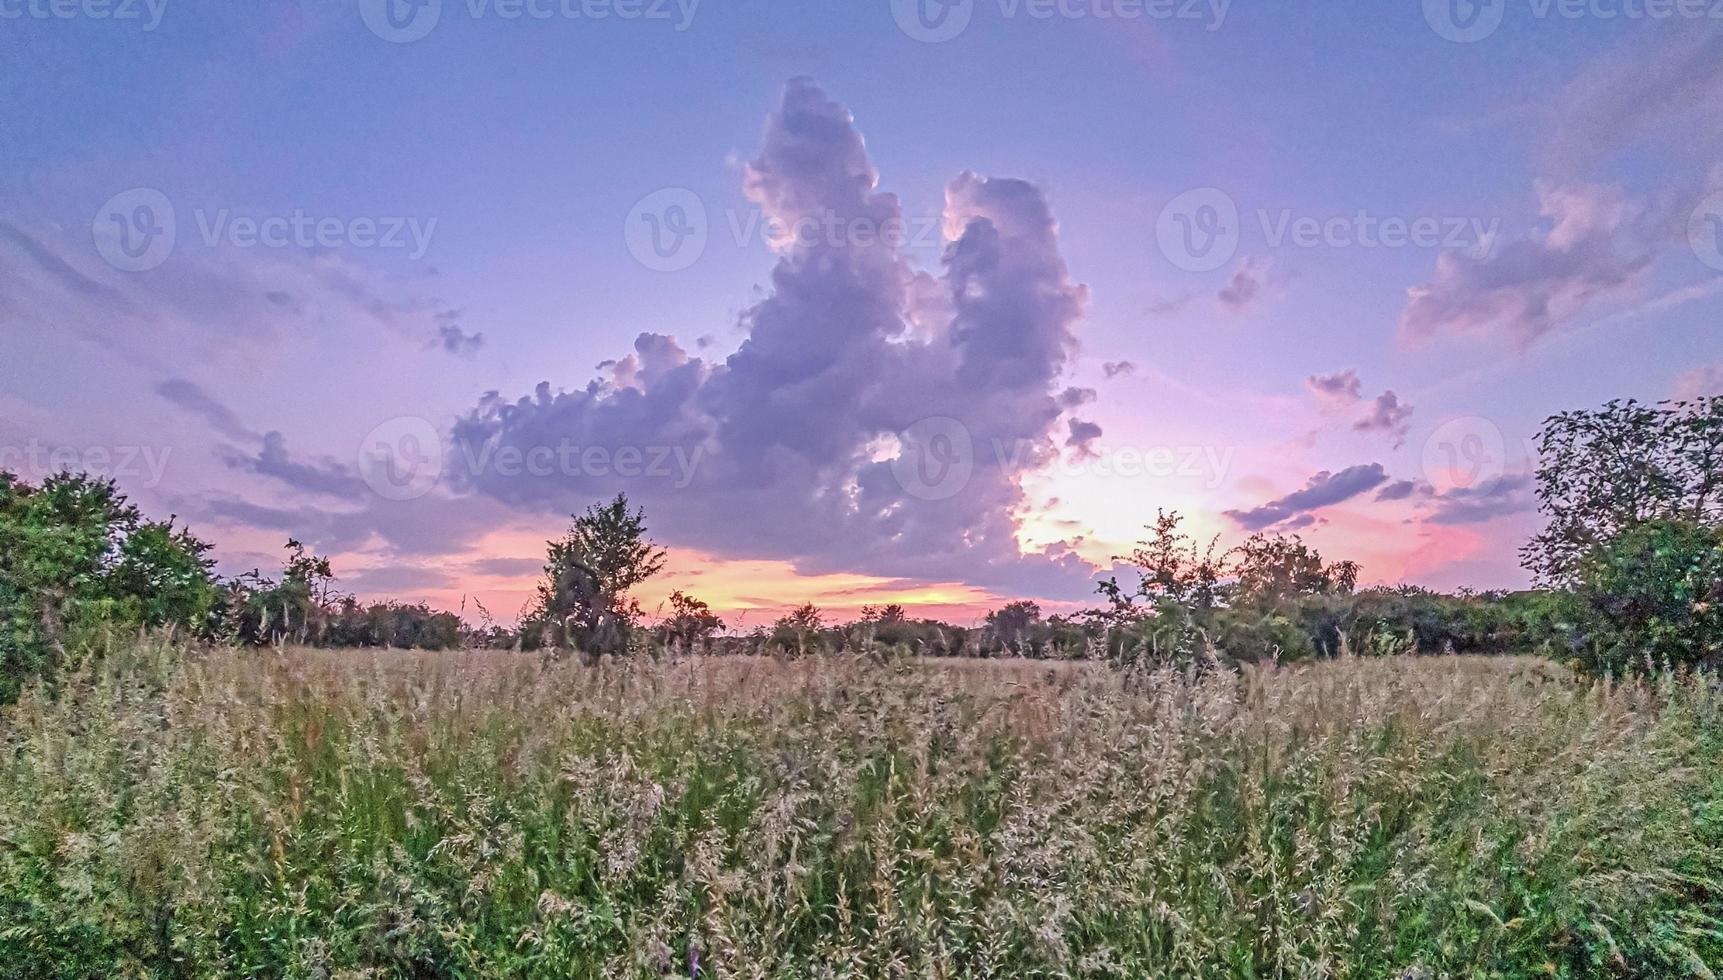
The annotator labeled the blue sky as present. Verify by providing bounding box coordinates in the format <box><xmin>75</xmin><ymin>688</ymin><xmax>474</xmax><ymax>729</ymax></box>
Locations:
<box><xmin>2</xmin><ymin>2</ymin><xmax>1719</xmax><ymax>622</ymax></box>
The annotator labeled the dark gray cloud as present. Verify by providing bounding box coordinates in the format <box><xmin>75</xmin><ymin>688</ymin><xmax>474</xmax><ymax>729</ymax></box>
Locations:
<box><xmin>155</xmin><ymin>379</ymin><xmax>261</xmax><ymax>442</ymax></box>
<box><xmin>448</xmin><ymin>80</ymin><xmax>1100</xmax><ymax>600</ymax></box>
<box><xmin>1226</xmin><ymin>463</ymin><xmax>1389</xmax><ymax>531</ymax></box>
<box><xmin>1354</xmin><ymin>390</ymin><xmax>1414</xmax><ymax>449</ymax></box>
<box><xmin>1058</xmin><ymin>386</ymin><xmax>1097</xmax><ymax>410</ymax></box>
<box><xmin>1374</xmin><ymin>479</ymin><xmax>1422</xmax><ymax>502</ymax></box>
<box><xmin>221</xmin><ymin>431</ymin><xmax>368</xmax><ymax>501</ymax></box>
<box><xmin>1306</xmin><ymin>369</ymin><xmax>1362</xmax><ymax>405</ymax></box>
<box><xmin>197</xmin><ymin>491</ymin><xmax>519</xmax><ymax>558</ymax></box>
<box><xmin>1217</xmin><ymin>256</ymin><xmax>1267</xmax><ymax>312</ymax></box>
<box><xmin>1102</xmin><ymin>361</ymin><xmax>1136</xmax><ymax>379</ymax></box>
<box><xmin>1423</xmin><ymin>474</ymin><xmax>1535</xmax><ymax>526</ymax></box>
<box><xmin>1065</xmin><ymin>419</ymin><xmax>1103</xmax><ymax>459</ymax></box>
<box><xmin>434</xmin><ymin>312</ymin><xmax>484</xmax><ymax>356</ymax></box>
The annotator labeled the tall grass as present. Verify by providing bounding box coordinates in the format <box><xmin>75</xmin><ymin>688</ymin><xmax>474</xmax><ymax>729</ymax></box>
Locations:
<box><xmin>2</xmin><ymin>641</ymin><xmax>1721</xmax><ymax>977</ymax></box>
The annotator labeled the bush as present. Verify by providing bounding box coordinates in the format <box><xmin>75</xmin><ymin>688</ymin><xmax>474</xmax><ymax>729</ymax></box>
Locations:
<box><xmin>1563</xmin><ymin>519</ymin><xmax>1723</xmax><ymax>674</ymax></box>
<box><xmin>0</xmin><ymin>472</ymin><xmax>219</xmax><ymax>702</ymax></box>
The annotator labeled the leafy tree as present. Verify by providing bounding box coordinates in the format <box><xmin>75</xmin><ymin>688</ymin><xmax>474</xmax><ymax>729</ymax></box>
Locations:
<box><xmin>985</xmin><ymin>600</ymin><xmax>1043</xmax><ymax>650</ymax></box>
<box><xmin>1524</xmin><ymin>396</ymin><xmax>1723</xmax><ymax>585</ymax></box>
<box><xmin>0</xmin><ymin>472</ymin><xmax>219</xmax><ymax>701</ymax></box>
<box><xmin>1096</xmin><ymin>512</ymin><xmax>1361</xmax><ymax>663</ymax></box>
<box><xmin>859</xmin><ymin>603</ymin><xmax>907</xmax><ymax>624</ymax></box>
<box><xmin>1564</xmin><ymin>519</ymin><xmax>1723</xmax><ymax>674</ymax></box>
<box><xmin>658</xmin><ymin>590</ymin><xmax>723</xmax><ymax>648</ymax></box>
<box><xmin>532</xmin><ymin>494</ymin><xmax>667</xmax><ymax>656</ymax></box>
<box><xmin>1229</xmin><ymin>534</ymin><xmax>1358</xmax><ymax>602</ymax></box>
<box><xmin>221</xmin><ymin>540</ymin><xmax>345</xmax><ymax>645</ymax></box>
<box><xmin>769</xmin><ymin>603</ymin><xmax>826</xmax><ymax>655</ymax></box>
<box><xmin>1097</xmin><ymin>510</ymin><xmax>1224</xmax><ymax>619</ymax></box>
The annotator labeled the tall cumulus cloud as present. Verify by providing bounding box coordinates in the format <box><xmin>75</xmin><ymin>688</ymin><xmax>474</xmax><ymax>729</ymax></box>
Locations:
<box><xmin>450</xmin><ymin>80</ymin><xmax>1099</xmax><ymax>598</ymax></box>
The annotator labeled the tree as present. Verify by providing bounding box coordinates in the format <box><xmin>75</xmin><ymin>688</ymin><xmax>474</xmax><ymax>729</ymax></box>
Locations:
<box><xmin>1565</xmin><ymin>519</ymin><xmax>1723</xmax><ymax>674</ymax></box>
<box><xmin>985</xmin><ymin>600</ymin><xmax>1042</xmax><ymax>648</ymax></box>
<box><xmin>659</xmin><ymin>590</ymin><xmax>723</xmax><ymax>648</ymax></box>
<box><xmin>1524</xmin><ymin>396</ymin><xmax>1723</xmax><ymax>585</ymax></box>
<box><xmin>0</xmin><ymin>472</ymin><xmax>219</xmax><ymax>702</ymax></box>
<box><xmin>769</xmin><ymin>603</ymin><xmax>825</xmax><ymax>655</ymax></box>
<box><xmin>221</xmin><ymin>540</ymin><xmax>344</xmax><ymax>645</ymax></box>
<box><xmin>1229</xmin><ymin>534</ymin><xmax>1358</xmax><ymax>603</ymax></box>
<box><xmin>1097</xmin><ymin>510</ymin><xmax>1224</xmax><ymax>620</ymax></box>
<box><xmin>532</xmin><ymin>494</ymin><xmax>667</xmax><ymax>656</ymax></box>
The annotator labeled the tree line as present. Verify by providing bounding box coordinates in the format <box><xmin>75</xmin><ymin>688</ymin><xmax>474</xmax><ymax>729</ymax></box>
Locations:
<box><xmin>2</xmin><ymin>395</ymin><xmax>1718</xmax><ymax>702</ymax></box>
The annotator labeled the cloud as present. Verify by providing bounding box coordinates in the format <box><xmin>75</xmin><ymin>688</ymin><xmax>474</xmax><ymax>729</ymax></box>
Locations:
<box><xmin>1217</xmin><ymin>256</ymin><xmax>1269</xmax><ymax>312</ymax></box>
<box><xmin>1102</xmin><ymin>361</ymin><xmax>1136</xmax><ymax>379</ymax></box>
<box><xmin>195</xmin><ymin>491</ymin><xmax>520</xmax><ymax>559</ymax></box>
<box><xmin>433</xmin><ymin>314</ymin><xmax>484</xmax><ymax>356</ymax></box>
<box><xmin>1374</xmin><ymin>479</ymin><xmax>1422</xmax><ymax>502</ymax></box>
<box><xmin>220</xmin><ymin>431</ymin><xmax>368</xmax><ymax>501</ymax></box>
<box><xmin>1225</xmin><ymin>463</ymin><xmax>1389</xmax><ymax>531</ymax></box>
<box><xmin>1147</xmin><ymin>257</ymin><xmax>1279</xmax><ymax>318</ymax></box>
<box><xmin>342</xmin><ymin>565</ymin><xmax>458</xmax><ymax>596</ymax></box>
<box><xmin>449</xmin><ymin>80</ymin><xmax>1101</xmax><ymax>600</ymax></box>
<box><xmin>465</xmin><ymin>556</ymin><xmax>545</xmax><ymax>578</ymax></box>
<box><xmin>1398</xmin><ymin>182</ymin><xmax>1667</xmax><ymax>349</ymax></box>
<box><xmin>1544</xmin><ymin>29</ymin><xmax>1723</xmax><ymax>177</ymax></box>
<box><xmin>1065</xmin><ymin>419</ymin><xmax>1103</xmax><ymax>459</ymax></box>
<box><xmin>155</xmin><ymin>379</ymin><xmax>261</xmax><ymax>442</ymax></box>
<box><xmin>1306</xmin><ymin>368</ymin><xmax>1362</xmax><ymax>406</ymax></box>
<box><xmin>0</xmin><ymin>220</ymin><xmax>139</xmax><ymax>315</ymax></box>
<box><xmin>1422</xmin><ymin>475</ymin><xmax>1535</xmax><ymax>526</ymax></box>
<box><xmin>0</xmin><ymin>208</ymin><xmax>478</xmax><ymax>368</ymax></box>
<box><xmin>1675</xmin><ymin>363</ymin><xmax>1723</xmax><ymax>401</ymax></box>
<box><xmin>1354</xmin><ymin>390</ymin><xmax>1414</xmax><ymax>449</ymax></box>
<box><xmin>1058</xmin><ymin>386</ymin><xmax>1097</xmax><ymax>410</ymax></box>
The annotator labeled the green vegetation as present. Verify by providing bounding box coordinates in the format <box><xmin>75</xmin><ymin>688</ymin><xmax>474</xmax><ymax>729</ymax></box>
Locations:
<box><xmin>0</xmin><ymin>472</ymin><xmax>219</xmax><ymax>703</ymax></box>
<box><xmin>0</xmin><ymin>395</ymin><xmax>1719</xmax><ymax>975</ymax></box>
<box><xmin>3</xmin><ymin>644</ymin><xmax>1721</xmax><ymax>977</ymax></box>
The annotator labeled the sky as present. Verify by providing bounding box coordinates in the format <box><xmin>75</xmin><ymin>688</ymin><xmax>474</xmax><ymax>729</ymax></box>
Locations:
<box><xmin>1</xmin><ymin>1</ymin><xmax>1720</xmax><ymax>627</ymax></box>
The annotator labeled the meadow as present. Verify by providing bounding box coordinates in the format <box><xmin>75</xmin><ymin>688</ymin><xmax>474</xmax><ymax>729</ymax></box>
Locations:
<box><xmin>2</xmin><ymin>640</ymin><xmax>1721</xmax><ymax>978</ymax></box>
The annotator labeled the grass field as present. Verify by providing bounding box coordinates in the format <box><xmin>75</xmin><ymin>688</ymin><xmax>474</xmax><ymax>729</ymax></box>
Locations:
<box><xmin>2</xmin><ymin>641</ymin><xmax>1722</xmax><ymax>978</ymax></box>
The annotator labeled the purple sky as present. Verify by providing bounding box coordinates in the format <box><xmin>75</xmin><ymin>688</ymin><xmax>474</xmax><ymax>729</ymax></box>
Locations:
<box><xmin>2</xmin><ymin>4</ymin><xmax>1720</xmax><ymax>623</ymax></box>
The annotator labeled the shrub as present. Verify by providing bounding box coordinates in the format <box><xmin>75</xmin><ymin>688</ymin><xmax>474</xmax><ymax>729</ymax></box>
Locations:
<box><xmin>1563</xmin><ymin>518</ymin><xmax>1723</xmax><ymax>674</ymax></box>
<box><xmin>0</xmin><ymin>472</ymin><xmax>218</xmax><ymax>702</ymax></box>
